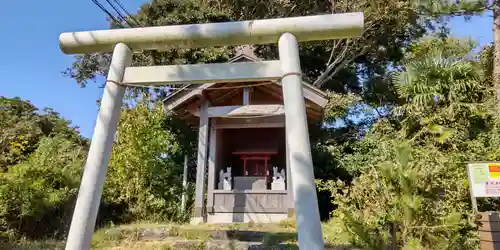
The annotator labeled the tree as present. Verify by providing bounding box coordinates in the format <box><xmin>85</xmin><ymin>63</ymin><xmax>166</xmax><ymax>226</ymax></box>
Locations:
<box><xmin>199</xmin><ymin>0</ymin><xmax>436</xmax><ymax>94</ymax></box>
<box><xmin>393</xmin><ymin>37</ymin><xmax>490</xmax><ymax>143</ymax></box>
<box><xmin>102</xmin><ymin>97</ymin><xmax>195</xmax><ymax>222</ymax></box>
<box><xmin>317</xmin><ymin>36</ymin><xmax>493</xmax><ymax>249</ymax></box>
<box><xmin>324</xmin><ymin>143</ymin><xmax>478</xmax><ymax>249</ymax></box>
<box><xmin>64</xmin><ymin>0</ymin><xmax>439</xmax><ymax>110</ymax></box>
<box><xmin>0</xmin><ymin>136</ymin><xmax>87</xmax><ymax>239</ymax></box>
<box><xmin>0</xmin><ymin>97</ymin><xmax>90</xmax><ymax>239</ymax></box>
<box><xmin>422</xmin><ymin>1</ymin><xmax>500</xmax><ymax>114</ymax></box>
<box><xmin>62</xmin><ymin>1</ymin><xmax>446</xmax><ymax>188</ymax></box>
<box><xmin>0</xmin><ymin>97</ymin><xmax>87</xmax><ymax>171</ymax></box>
<box><xmin>63</xmin><ymin>0</ymin><xmax>235</xmax><ymax>90</ymax></box>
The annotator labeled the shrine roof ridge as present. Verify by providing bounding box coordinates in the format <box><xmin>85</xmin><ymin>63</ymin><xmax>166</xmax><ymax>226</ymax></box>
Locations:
<box><xmin>162</xmin><ymin>52</ymin><xmax>328</xmax><ymax>111</ymax></box>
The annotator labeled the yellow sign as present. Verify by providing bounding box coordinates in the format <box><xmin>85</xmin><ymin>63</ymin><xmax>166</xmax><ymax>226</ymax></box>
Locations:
<box><xmin>489</xmin><ymin>164</ymin><xmax>500</xmax><ymax>179</ymax></box>
<box><xmin>468</xmin><ymin>162</ymin><xmax>500</xmax><ymax>197</ymax></box>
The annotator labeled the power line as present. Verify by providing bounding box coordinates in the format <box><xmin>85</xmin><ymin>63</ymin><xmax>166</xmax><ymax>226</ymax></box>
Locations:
<box><xmin>91</xmin><ymin>0</ymin><xmax>159</xmax><ymax>66</ymax></box>
<box><xmin>112</xmin><ymin>0</ymin><xmax>142</xmax><ymax>26</ymax></box>
<box><xmin>104</xmin><ymin>0</ymin><xmax>135</xmax><ymax>27</ymax></box>
<box><xmin>91</xmin><ymin>0</ymin><xmax>121</xmax><ymax>26</ymax></box>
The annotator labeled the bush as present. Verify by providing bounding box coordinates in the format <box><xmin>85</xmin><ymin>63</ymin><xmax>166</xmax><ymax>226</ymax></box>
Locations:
<box><xmin>319</xmin><ymin>141</ymin><xmax>478</xmax><ymax>249</ymax></box>
<box><xmin>103</xmin><ymin>100</ymin><xmax>194</xmax><ymax>223</ymax></box>
<box><xmin>0</xmin><ymin>136</ymin><xmax>86</xmax><ymax>239</ymax></box>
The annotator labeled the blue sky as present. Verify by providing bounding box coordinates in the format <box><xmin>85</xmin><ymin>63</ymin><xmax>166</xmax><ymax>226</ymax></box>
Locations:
<box><xmin>0</xmin><ymin>2</ymin><xmax>493</xmax><ymax>138</ymax></box>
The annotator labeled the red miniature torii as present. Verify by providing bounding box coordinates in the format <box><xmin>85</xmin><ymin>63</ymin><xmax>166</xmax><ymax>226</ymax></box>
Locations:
<box><xmin>232</xmin><ymin>151</ymin><xmax>277</xmax><ymax>177</ymax></box>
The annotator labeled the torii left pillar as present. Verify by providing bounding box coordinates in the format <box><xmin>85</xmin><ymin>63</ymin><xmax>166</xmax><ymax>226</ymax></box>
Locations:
<box><xmin>65</xmin><ymin>43</ymin><xmax>132</xmax><ymax>250</ymax></box>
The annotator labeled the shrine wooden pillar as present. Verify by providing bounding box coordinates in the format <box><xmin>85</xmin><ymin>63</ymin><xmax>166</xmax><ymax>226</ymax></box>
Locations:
<box><xmin>193</xmin><ymin>98</ymin><xmax>210</xmax><ymax>224</ymax></box>
<box><xmin>206</xmin><ymin>120</ymin><xmax>217</xmax><ymax>214</ymax></box>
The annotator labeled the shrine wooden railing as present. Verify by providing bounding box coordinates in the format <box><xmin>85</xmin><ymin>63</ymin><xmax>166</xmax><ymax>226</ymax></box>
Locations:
<box><xmin>208</xmin><ymin>190</ymin><xmax>289</xmax><ymax>214</ymax></box>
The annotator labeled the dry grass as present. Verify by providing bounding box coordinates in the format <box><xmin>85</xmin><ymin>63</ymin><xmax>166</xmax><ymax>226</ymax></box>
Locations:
<box><xmin>0</xmin><ymin>239</ymin><xmax>65</xmax><ymax>250</ymax></box>
<box><xmin>7</xmin><ymin>218</ymin><xmax>352</xmax><ymax>249</ymax></box>
<box><xmin>88</xmin><ymin>221</ymin><xmax>298</xmax><ymax>249</ymax></box>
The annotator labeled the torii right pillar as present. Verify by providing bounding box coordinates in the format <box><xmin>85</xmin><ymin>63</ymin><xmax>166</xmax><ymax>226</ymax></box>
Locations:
<box><xmin>279</xmin><ymin>33</ymin><xmax>323</xmax><ymax>249</ymax></box>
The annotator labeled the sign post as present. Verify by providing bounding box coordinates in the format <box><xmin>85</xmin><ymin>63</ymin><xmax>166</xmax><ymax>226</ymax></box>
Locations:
<box><xmin>467</xmin><ymin>162</ymin><xmax>500</xmax><ymax>201</ymax></box>
<box><xmin>467</xmin><ymin>162</ymin><xmax>500</xmax><ymax>250</ymax></box>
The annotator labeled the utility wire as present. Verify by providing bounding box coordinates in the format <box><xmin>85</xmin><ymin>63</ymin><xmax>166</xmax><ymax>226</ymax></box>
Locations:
<box><xmin>91</xmin><ymin>0</ymin><xmax>121</xmax><ymax>26</ymax></box>
<box><xmin>91</xmin><ymin>0</ymin><xmax>137</xmax><ymax>28</ymax></box>
<box><xmin>113</xmin><ymin>0</ymin><xmax>142</xmax><ymax>26</ymax></box>
<box><xmin>90</xmin><ymin>0</ymin><xmax>166</xmax><ymax>97</ymax></box>
<box><xmin>91</xmin><ymin>0</ymin><xmax>159</xmax><ymax>66</ymax></box>
<box><xmin>108</xmin><ymin>0</ymin><xmax>160</xmax><ymax>66</ymax></box>
<box><xmin>104</xmin><ymin>0</ymin><xmax>135</xmax><ymax>27</ymax></box>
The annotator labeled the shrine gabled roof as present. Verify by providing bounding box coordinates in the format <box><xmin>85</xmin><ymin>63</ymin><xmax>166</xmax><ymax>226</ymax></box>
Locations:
<box><xmin>162</xmin><ymin>50</ymin><xmax>328</xmax><ymax>121</ymax></box>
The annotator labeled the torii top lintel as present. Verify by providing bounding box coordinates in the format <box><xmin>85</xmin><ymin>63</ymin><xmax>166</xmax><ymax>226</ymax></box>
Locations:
<box><xmin>59</xmin><ymin>13</ymin><xmax>364</xmax><ymax>55</ymax></box>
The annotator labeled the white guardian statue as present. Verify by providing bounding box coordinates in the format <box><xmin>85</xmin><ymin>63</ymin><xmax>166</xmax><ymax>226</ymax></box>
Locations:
<box><xmin>271</xmin><ymin>166</ymin><xmax>286</xmax><ymax>190</ymax></box>
<box><xmin>218</xmin><ymin>167</ymin><xmax>232</xmax><ymax>190</ymax></box>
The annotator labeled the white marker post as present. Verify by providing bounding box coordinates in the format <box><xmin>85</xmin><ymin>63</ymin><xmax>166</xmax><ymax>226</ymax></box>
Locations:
<box><xmin>60</xmin><ymin>13</ymin><xmax>364</xmax><ymax>250</ymax></box>
<box><xmin>181</xmin><ymin>154</ymin><xmax>188</xmax><ymax>213</ymax></box>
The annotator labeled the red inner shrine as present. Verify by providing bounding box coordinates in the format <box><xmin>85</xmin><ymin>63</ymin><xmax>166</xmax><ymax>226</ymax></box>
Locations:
<box><xmin>232</xmin><ymin>151</ymin><xmax>277</xmax><ymax>177</ymax></box>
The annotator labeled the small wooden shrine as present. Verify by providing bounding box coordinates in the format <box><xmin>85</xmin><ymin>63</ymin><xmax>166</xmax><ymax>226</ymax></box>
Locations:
<box><xmin>163</xmin><ymin>48</ymin><xmax>327</xmax><ymax>224</ymax></box>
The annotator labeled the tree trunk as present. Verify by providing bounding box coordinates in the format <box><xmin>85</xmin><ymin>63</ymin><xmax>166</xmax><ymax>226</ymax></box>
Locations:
<box><xmin>494</xmin><ymin>0</ymin><xmax>500</xmax><ymax>114</ymax></box>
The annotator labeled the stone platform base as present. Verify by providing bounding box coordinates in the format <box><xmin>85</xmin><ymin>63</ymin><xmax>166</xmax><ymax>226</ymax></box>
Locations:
<box><xmin>207</xmin><ymin>212</ymin><xmax>287</xmax><ymax>224</ymax></box>
<box><xmin>190</xmin><ymin>216</ymin><xmax>205</xmax><ymax>225</ymax></box>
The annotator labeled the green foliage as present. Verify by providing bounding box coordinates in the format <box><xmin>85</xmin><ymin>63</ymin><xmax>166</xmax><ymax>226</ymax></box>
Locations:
<box><xmin>0</xmin><ymin>97</ymin><xmax>89</xmax><ymax>239</ymax></box>
<box><xmin>63</xmin><ymin>0</ymin><xmax>235</xmax><ymax>89</ymax></box>
<box><xmin>64</xmin><ymin>0</ymin><xmax>441</xmax><ymax>111</ymax></box>
<box><xmin>321</xmin><ymin>142</ymin><xmax>478</xmax><ymax>249</ymax></box>
<box><xmin>317</xmin><ymin>37</ymin><xmax>495</xmax><ymax>249</ymax></box>
<box><xmin>0</xmin><ymin>95</ymin><xmax>194</xmax><ymax>240</ymax></box>
<box><xmin>0</xmin><ymin>97</ymin><xmax>87</xmax><ymax>171</ymax></box>
<box><xmin>391</xmin><ymin>37</ymin><xmax>493</xmax><ymax>150</ymax></box>
<box><xmin>420</xmin><ymin>0</ymin><xmax>491</xmax><ymax>18</ymax></box>
<box><xmin>38</xmin><ymin>1</ymin><xmax>500</xmax><ymax>248</ymax></box>
<box><xmin>323</xmin><ymin>92</ymin><xmax>362</xmax><ymax>125</ymax></box>
<box><xmin>0</xmin><ymin>136</ymin><xmax>86</xmax><ymax>239</ymax></box>
<box><xmin>103</xmin><ymin>98</ymin><xmax>193</xmax><ymax>223</ymax></box>
<box><xmin>202</xmin><ymin>0</ymin><xmax>437</xmax><ymax>92</ymax></box>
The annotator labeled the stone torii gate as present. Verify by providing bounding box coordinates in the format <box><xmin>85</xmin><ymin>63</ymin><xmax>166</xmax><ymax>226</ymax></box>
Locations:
<box><xmin>59</xmin><ymin>13</ymin><xmax>364</xmax><ymax>250</ymax></box>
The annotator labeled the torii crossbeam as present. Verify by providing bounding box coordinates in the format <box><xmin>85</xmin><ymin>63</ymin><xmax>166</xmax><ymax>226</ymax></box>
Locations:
<box><xmin>59</xmin><ymin>13</ymin><xmax>364</xmax><ymax>250</ymax></box>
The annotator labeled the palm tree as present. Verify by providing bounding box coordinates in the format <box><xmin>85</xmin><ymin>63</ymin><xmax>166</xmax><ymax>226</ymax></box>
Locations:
<box><xmin>391</xmin><ymin>39</ymin><xmax>488</xmax><ymax>143</ymax></box>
